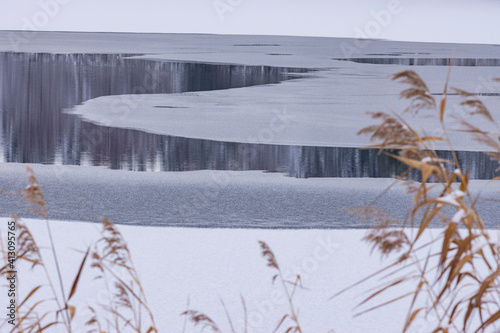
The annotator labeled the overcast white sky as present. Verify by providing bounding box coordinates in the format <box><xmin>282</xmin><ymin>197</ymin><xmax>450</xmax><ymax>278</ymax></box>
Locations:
<box><xmin>0</xmin><ymin>0</ymin><xmax>499</xmax><ymax>44</ymax></box>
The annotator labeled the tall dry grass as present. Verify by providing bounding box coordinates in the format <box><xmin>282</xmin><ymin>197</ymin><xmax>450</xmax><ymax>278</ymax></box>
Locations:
<box><xmin>334</xmin><ymin>69</ymin><xmax>500</xmax><ymax>332</ymax></box>
<box><xmin>181</xmin><ymin>241</ymin><xmax>304</xmax><ymax>333</ymax></box>
<box><xmin>0</xmin><ymin>167</ymin><xmax>157</xmax><ymax>333</ymax></box>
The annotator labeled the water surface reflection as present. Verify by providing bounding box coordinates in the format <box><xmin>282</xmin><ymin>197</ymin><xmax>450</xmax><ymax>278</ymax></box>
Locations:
<box><xmin>1</xmin><ymin>52</ymin><xmax>498</xmax><ymax>179</ymax></box>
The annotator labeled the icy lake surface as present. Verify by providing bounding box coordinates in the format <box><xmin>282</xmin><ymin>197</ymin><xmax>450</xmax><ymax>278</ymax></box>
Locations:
<box><xmin>1</xmin><ymin>32</ymin><xmax>499</xmax><ymax>179</ymax></box>
<box><xmin>0</xmin><ymin>32</ymin><xmax>498</xmax><ymax>227</ymax></box>
<box><xmin>0</xmin><ymin>163</ymin><xmax>498</xmax><ymax>229</ymax></box>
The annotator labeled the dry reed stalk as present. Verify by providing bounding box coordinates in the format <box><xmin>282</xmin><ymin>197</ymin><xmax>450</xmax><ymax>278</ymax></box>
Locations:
<box><xmin>180</xmin><ymin>241</ymin><xmax>304</xmax><ymax>333</ymax></box>
<box><xmin>20</xmin><ymin>167</ymin><xmax>73</xmax><ymax>332</ymax></box>
<box><xmin>2</xmin><ymin>167</ymin><xmax>158</xmax><ymax>333</ymax></box>
<box><xmin>259</xmin><ymin>241</ymin><xmax>303</xmax><ymax>333</ymax></box>
<box><xmin>337</xmin><ymin>69</ymin><xmax>500</xmax><ymax>332</ymax></box>
<box><xmin>88</xmin><ymin>217</ymin><xmax>158</xmax><ymax>333</ymax></box>
<box><xmin>181</xmin><ymin>310</ymin><xmax>221</xmax><ymax>332</ymax></box>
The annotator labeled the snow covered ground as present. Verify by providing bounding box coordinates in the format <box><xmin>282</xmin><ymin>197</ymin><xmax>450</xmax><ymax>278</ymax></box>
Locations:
<box><xmin>3</xmin><ymin>218</ymin><xmax>500</xmax><ymax>332</ymax></box>
<box><xmin>0</xmin><ymin>217</ymin><xmax>449</xmax><ymax>333</ymax></box>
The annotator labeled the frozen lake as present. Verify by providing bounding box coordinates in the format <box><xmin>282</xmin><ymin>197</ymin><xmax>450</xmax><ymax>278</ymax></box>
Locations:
<box><xmin>0</xmin><ymin>33</ymin><xmax>499</xmax><ymax>179</ymax></box>
<box><xmin>0</xmin><ymin>32</ymin><xmax>498</xmax><ymax>227</ymax></box>
<box><xmin>0</xmin><ymin>163</ymin><xmax>498</xmax><ymax>229</ymax></box>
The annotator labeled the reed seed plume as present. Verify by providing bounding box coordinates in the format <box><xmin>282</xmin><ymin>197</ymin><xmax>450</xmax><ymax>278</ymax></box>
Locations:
<box><xmin>358</xmin><ymin>112</ymin><xmax>423</xmax><ymax>149</ymax></box>
<box><xmin>181</xmin><ymin>310</ymin><xmax>221</xmax><ymax>332</ymax></box>
<box><xmin>451</xmin><ymin>87</ymin><xmax>495</xmax><ymax>122</ymax></box>
<box><xmin>259</xmin><ymin>240</ymin><xmax>279</xmax><ymax>270</ymax></box>
<box><xmin>15</xmin><ymin>216</ymin><xmax>43</xmax><ymax>268</ymax></box>
<box><xmin>21</xmin><ymin>166</ymin><xmax>47</xmax><ymax>219</ymax></box>
<box><xmin>392</xmin><ymin>70</ymin><xmax>436</xmax><ymax>114</ymax></box>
